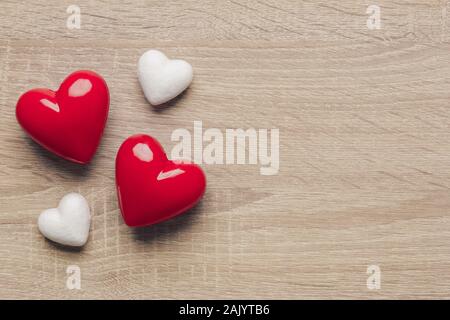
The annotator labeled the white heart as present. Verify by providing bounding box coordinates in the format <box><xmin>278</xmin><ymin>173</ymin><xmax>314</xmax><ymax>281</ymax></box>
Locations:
<box><xmin>138</xmin><ymin>49</ymin><xmax>193</xmax><ymax>105</ymax></box>
<box><xmin>38</xmin><ymin>193</ymin><xmax>91</xmax><ymax>247</ymax></box>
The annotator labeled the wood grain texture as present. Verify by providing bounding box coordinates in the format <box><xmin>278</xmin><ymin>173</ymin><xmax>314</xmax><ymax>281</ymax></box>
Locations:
<box><xmin>1</xmin><ymin>0</ymin><xmax>450</xmax><ymax>299</ymax></box>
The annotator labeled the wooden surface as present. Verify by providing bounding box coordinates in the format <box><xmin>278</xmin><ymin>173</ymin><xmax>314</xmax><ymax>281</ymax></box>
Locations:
<box><xmin>1</xmin><ymin>0</ymin><xmax>450</xmax><ymax>299</ymax></box>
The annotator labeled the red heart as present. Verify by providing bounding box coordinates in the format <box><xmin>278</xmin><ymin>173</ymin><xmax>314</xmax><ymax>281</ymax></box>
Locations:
<box><xmin>16</xmin><ymin>70</ymin><xmax>109</xmax><ymax>164</ymax></box>
<box><xmin>116</xmin><ymin>134</ymin><xmax>206</xmax><ymax>227</ymax></box>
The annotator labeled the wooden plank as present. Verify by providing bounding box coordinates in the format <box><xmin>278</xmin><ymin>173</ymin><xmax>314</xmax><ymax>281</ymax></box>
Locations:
<box><xmin>1</xmin><ymin>0</ymin><xmax>450</xmax><ymax>299</ymax></box>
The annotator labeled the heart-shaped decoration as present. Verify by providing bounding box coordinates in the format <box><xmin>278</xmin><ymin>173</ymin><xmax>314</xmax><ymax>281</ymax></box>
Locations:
<box><xmin>116</xmin><ymin>134</ymin><xmax>206</xmax><ymax>227</ymax></box>
<box><xmin>138</xmin><ymin>49</ymin><xmax>193</xmax><ymax>105</ymax></box>
<box><xmin>16</xmin><ymin>70</ymin><xmax>110</xmax><ymax>164</ymax></box>
<box><xmin>38</xmin><ymin>193</ymin><xmax>91</xmax><ymax>247</ymax></box>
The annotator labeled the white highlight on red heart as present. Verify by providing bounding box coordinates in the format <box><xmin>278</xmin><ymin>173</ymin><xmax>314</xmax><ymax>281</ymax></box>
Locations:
<box><xmin>138</xmin><ymin>49</ymin><xmax>193</xmax><ymax>106</ymax></box>
<box><xmin>157</xmin><ymin>168</ymin><xmax>185</xmax><ymax>181</ymax></box>
<box><xmin>69</xmin><ymin>78</ymin><xmax>92</xmax><ymax>97</ymax></box>
<box><xmin>133</xmin><ymin>143</ymin><xmax>153</xmax><ymax>162</ymax></box>
<box><xmin>40</xmin><ymin>99</ymin><xmax>60</xmax><ymax>112</ymax></box>
<box><xmin>38</xmin><ymin>193</ymin><xmax>91</xmax><ymax>247</ymax></box>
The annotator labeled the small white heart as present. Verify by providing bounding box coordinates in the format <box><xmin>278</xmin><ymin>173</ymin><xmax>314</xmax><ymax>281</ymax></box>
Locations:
<box><xmin>38</xmin><ymin>193</ymin><xmax>91</xmax><ymax>247</ymax></box>
<box><xmin>138</xmin><ymin>49</ymin><xmax>193</xmax><ymax>106</ymax></box>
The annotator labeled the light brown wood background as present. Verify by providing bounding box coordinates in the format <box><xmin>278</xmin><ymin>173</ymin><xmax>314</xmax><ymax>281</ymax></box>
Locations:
<box><xmin>1</xmin><ymin>0</ymin><xmax>450</xmax><ymax>299</ymax></box>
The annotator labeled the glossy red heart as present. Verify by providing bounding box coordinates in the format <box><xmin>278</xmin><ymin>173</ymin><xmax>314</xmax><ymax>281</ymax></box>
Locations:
<box><xmin>116</xmin><ymin>134</ymin><xmax>206</xmax><ymax>227</ymax></box>
<box><xmin>16</xmin><ymin>70</ymin><xmax>109</xmax><ymax>164</ymax></box>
